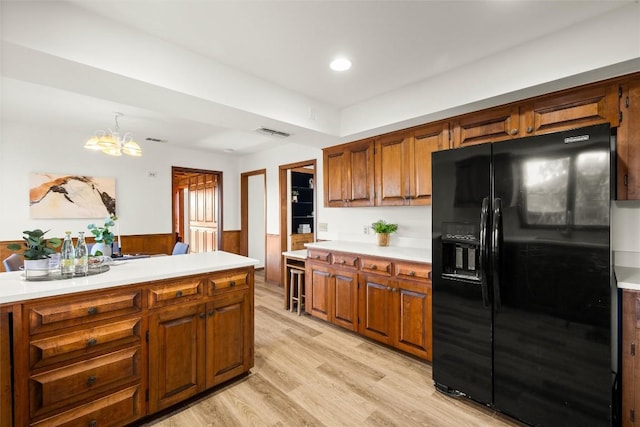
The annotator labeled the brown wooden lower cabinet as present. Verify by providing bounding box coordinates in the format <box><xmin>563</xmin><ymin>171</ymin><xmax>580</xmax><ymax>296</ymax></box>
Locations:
<box><xmin>5</xmin><ymin>266</ymin><xmax>254</xmax><ymax>427</ymax></box>
<box><xmin>623</xmin><ymin>289</ymin><xmax>640</xmax><ymax>427</ymax></box>
<box><xmin>306</xmin><ymin>248</ymin><xmax>432</xmax><ymax>361</ymax></box>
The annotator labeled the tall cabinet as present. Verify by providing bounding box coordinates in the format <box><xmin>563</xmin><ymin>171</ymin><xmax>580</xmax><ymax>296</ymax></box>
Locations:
<box><xmin>290</xmin><ymin>169</ymin><xmax>314</xmax><ymax>250</ymax></box>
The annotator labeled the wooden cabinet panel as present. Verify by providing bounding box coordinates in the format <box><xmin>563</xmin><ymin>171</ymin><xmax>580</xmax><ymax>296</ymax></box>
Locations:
<box><xmin>28</xmin><ymin>291</ymin><xmax>142</xmax><ymax>335</ymax></box>
<box><xmin>622</xmin><ymin>289</ymin><xmax>640</xmax><ymax>427</ymax></box>
<box><xmin>0</xmin><ymin>309</ymin><xmax>12</xmax><ymax>427</ymax></box>
<box><xmin>308</xmin><ymin>265</ymin><xmax>331</xmax><ymax>321</ymax></box>
<box><xmin>522</xmin><ymin>84</ymin><xmax>619</xmax><ymax>137</ymax></box>
<box><xmin>148</xmin><ymin>303</ymin><xmax>206</xmax><ymax>412</ymax></box>
<box><xmin>332</xmin><ymin>270</ymin><xmax>358</xmax><ymax>331</ymax></box>
<box><xmin>410</xmin><ymin>122</ymin><xmax>449</xmax><ymax>205</ymax></box>
<box><xmin>359</xmin><ymin>274</ymin><xmax>394</xmax><ymax>346</ymax></box>
<box><xmin>331</xmin><ymin>253</ymin><xmax>358</xmax><ymax>269</ymax></box>
<box><xmin>206</xmin><ymin>271</ymin><xmax>249</xmax><ymax>294</ymax></box>
<box><xmin>618</xmin><ymin>78</ymin><xmax>640</xmax><ymax>200</ymax></box>
<box><xmin>452</xmin><ymin>106</ymin><xmax>520</xmax><ymax>148</ymax></box>
<box><xmin>148</xmin><ymin>277</ymin><xmax>203</xmax><ymax>309</ymax></box>
<box><xmin>375</xmin><ymin>132</ymin><xmax>409</xmax><ymax>206</ymax></box>
<box><xmin>323</xmin><ymin>139</ymin><xmax>374</xmax><ymax>207</ymax></box>
<box><xmin>290</xmin><ymin>233</ymin><xmax>313</xmax><ymax>251</ymax></box>
<box><xmin>30</xmin><ymin>347</ymin><xmax>141</xmax><ymax>418</ymax></box>
<box><xmin>29</xmin><ymin>318</ymin><xmax>142</xmax><ymax>370</ymax></box>
<box><xmin>307</xmin><ymin>249</ymin><xmax>330</xmax><ymax>264</ymax></box>
<box><xmin>395</xmin><ymin>261</ymin><xmax>432</xmax><ymax>282</ymax></box>
<box><xmin>360</xmin><ymin>257</ymin><xmax>392</xmax><ymax>276</ymax></box>
<box><xmin>30</xmin><ymin>385</ymin><xmax>143</xmax><ymax>427</ymax></box>
<box><xmin>395</xmin><ymin>280</ymin><xmax>431</xmax><ymax>360</ymax></box>
<box><xmin>206</xmin><ymin>290</ymin><xmax>250</xmax><ymax>388</ymax></box>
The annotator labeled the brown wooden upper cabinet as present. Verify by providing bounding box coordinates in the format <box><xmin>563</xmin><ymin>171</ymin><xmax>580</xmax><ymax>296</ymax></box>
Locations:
<box><xmin>323</xmin><ymin>138</ymin><xmax>375</xmax><ymax>207</ymax></box>
<box><xmin>375</xmin><ymin>122</ymin><xmax>449</xmax><ymax>206</ymax></box>
<box><xmin>451</xmin><ymin>105</ymin><xmax>520</xmax><ymax>148</ymax></box>
<box><xmin>617</xmin><ymin>77</ymin><xmax>640</xmax><ymax>200</ymax></box>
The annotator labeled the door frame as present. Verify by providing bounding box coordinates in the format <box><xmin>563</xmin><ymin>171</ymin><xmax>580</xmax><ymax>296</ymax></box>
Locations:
<box><xmin>279</xmin><ymin>159</ymin><xmax>316</xmax><ymax>258</ymax></box>
<box><xmin>240</xmin><ymin>169</ymin><xmax>266</xmax><ymax>257</ymax></box>
<box><xmin>171</xmin><ymin>166</ymin><xmax>223</xmax><ymax>251</ymax></box>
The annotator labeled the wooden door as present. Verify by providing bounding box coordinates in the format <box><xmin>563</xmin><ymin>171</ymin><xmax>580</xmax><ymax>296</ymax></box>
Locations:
<box><xmin>452</xmin><ymin>106</ymin><xmax>520</xmax><ymax>148</ymax></box>
<box><xmin>308</xmin><ymin>264</ymin><xmax>331</xmax><ymax>321</ymax></box>
<box><xmin>323</xmin><ymin>147</ymin><xmax>348</xmax><ymax>207</ymax></box>
<box><xmin>375</xmin><ymin>132</ymin><xmax>409</xmax><ymax>206</ymax></box>
<box><xmin>521</xmin><ymin>83</ymin><xmax>619</xmax><ymax>137</ymax></box>
<box><xmin>409</xmin><ymin>122</ymin><xmax>450</xmax><ymax>205</ymax></box>
<box><xmin>148</xmin><ymin>303</ymin><xmax>205</xmax><ymax>412</ymax></box>
<box><xmin>332</xmin><ymin>269</ymin><xmax>358</xmax><ymax>331</ymax></box>
<box><xmin>188</xmin><ymin>173</ymin><xmax>218</xmax><ymax>253</ymax></box>
<box><xmin>395</xmin><ymin>279</ymin><xmax>431</xmax><ymax>361</ymax></box>
<box><xmin>618</xmin><ymin>78</ymin><xmax>640</xmax><ymax>200</ymax></box>
<box><xmin>347</xmin><ymin>139</ymin><xmax>375</xmax><ymax>207</ymax></box>
<box><xmin>359</xmin><ymin>274</ymin><xmax>394</xmax><ymax>346</ymax></box>
<box><xmin>206</xmin><ymin>290</ymin><xmax>249</xmax><ymax>388</ymax></box>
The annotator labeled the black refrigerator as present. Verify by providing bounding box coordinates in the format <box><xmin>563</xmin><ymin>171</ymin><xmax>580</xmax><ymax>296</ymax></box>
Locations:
<box><xmin>431</xmin><ymin>124</ymin><xmax>615</xmax><ymax>426</ymax></box>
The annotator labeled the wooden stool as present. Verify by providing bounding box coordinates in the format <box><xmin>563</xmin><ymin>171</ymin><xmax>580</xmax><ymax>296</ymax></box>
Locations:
<box><xmin>289</xmin><ymin>268</ymin><xmax>305</xmax><ymax>315</ymax></box>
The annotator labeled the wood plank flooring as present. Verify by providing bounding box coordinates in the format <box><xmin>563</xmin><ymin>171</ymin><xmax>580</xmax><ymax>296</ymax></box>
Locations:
<box><xmin>140</xmin><ymin>271</ymin><xmax>523</xmax><ymax>427</ymax></box>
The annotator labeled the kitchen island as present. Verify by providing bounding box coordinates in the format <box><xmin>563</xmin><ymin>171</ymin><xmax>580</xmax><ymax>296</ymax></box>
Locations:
<box><xmin>0</xmin><ymin>251</ymin><xmax>258</xmax><ymax>427</ymax></box>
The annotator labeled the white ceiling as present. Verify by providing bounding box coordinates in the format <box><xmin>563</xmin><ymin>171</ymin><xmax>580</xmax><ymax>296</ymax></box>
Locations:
<box><xmin>0</xmin><ymin>0</ymin><xmax>634</xmax><ymax>155</ymax></box>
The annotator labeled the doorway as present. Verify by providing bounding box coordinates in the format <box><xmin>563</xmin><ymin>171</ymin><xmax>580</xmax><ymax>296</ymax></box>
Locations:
<box><xmin>279</xmin><ymin>159</ymin><xmax>317</xmax><ymax>253</ymax></box>
<box><xmin>240</xmin><ymin>169</ymin><xmax>266</xmax><ymax>269</ymax></box>
<box><xmin>172</xmin><ymin>167</ymin><xmax>223</xmax><ymax>253</ymax></box>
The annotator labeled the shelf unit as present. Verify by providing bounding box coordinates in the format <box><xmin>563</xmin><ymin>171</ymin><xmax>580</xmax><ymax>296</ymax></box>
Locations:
<box><xmin>291</xmin><ymin>171</ymin><xmax>314</xmax><ymax>235</ymax></box>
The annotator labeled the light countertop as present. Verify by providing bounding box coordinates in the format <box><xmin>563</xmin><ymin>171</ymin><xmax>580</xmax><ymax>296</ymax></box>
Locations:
<box><xmin>281</xmin><ymin>249</ymin><xmax>308</xmax><ymax>260</ymax></box>
<box><xmin>616</xmin><ymin>266</ymin><xmax>640</xmax><ymax>291</ymax></box>
<box><xmin>0</xmin><ymin>251</ymin><xmax>258</xmax><ymax>305</ymax></box>
<box><xmin>305</xmin><ymin>241</ymin><xmax>431</xmax><ymax>264</ymax></box>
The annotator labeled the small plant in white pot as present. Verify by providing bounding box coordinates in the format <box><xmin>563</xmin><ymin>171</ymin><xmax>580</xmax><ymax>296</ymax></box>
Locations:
<box><xmin>371</xmin><ymin>220</ymin><xmax>398</xmax><ymax>247</ymax></box>
<box><xmin>6</xmin><ymin>229</ymin><xmax>62</xmax><ymax>274</ymax></box>
<box><xmin>87</xmin><ymin>215</ymin><xmax>117</xmax><ymax>256</ymax></box>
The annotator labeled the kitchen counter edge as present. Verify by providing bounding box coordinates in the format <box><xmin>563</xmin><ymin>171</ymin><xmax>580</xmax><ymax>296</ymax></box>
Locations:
<box><xmin>305</xmin><ymin>241</ymin><xmax>431</xmax><ymax>264</ymax></box>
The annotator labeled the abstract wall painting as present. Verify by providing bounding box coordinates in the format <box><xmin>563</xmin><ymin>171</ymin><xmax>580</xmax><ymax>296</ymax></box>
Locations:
<box><xmin>29</xmin><ymin>173</ymin><xmax>116</xmax><ymax>219</ymax></box>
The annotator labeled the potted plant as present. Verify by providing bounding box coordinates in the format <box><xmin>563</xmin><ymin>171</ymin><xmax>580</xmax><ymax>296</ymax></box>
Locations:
<box><xmin>88</xmin><ymin>214</ymin><xmax>117</xmax><ymax>256</ymax></box>
<box><xmin>7</xmin><ymin>229</ymin><xmax>62</xmax><ymax>274</ymax></box>
<box><xmin>371</xmin><ymin>220</ymin><xmax>398</xmax><ymax>247</ymax></box>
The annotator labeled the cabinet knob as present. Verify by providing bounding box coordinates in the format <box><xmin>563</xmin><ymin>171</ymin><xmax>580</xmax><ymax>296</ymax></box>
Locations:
<box><xmin>510</xmin><ymin>129</ymin><xmax>518</xmax><ymax>135</ymax></box>
<box><xmin>175</xmin><ymin>290</ymin><xmax>183</xmax><ymax>297</ymax></box>
<box><xmin>314</xmin><ymin>255</ymin><xmax>320</xmax><ymax>259</ymax></box>
<box><xmin>230</xmin><ymin>280</ymin><xmax>236</xmax><ymax>287</ymax></box>
<box><xmin>371</xmin><ymin>264</ymin><xmax>377</xmax><ymax>270</ymax></box>
<box><xmin>208</xmin><ymin>310</ymin><xmax>215</xmax><ymax>317</ymax></box>
<box><xmin>199</xmin><ymin>312</ymin><xmax>206</xmax><ymax>319</ymax></box>
<box><xmin>526</xmin><ymin>126</ymin><xmax>533</xmax><ymax>133</ymax></box>
<box><xmin>340</xmin><ymin>260</ymin><xmax>345</xmax><ymax>265</ymax></box>
<box><xmin>409</xmin><ymin>271</ymin><xmax>415</xmax><ymax>277</ymax></box>
<box><xmin>87</xmin><ymin>375</ymin><xmax>97</xmax><ymax>386</ymax></box>
<box><xmin>86</xmin><ymin>338</ymin><xmax>98</xmax><ymax>347</ymax></box>
<box><xmin>87</xmin><ymin>307</ymin><xmax>98</xmax><ymax>316</ymax></box>
<box><xmin>386</xmin><ymin>287</ymin><xmax>392</xmax><ymax>292</ymax></box>
<box><xmin>88</xmin><ymin>420</ymin><xmax>97</xmax><ymax>427</ymax></box>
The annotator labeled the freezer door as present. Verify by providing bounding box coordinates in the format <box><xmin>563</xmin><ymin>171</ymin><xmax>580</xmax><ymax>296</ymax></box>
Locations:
<box><xmin>491</xmin><ymin>124</ymin><xmax>612</xmax><ymax>426</ymax></box>
<box><xmin>431</xmin><ymin>143</ymin><xmax>493</xmax><ymax>404</ymax></box>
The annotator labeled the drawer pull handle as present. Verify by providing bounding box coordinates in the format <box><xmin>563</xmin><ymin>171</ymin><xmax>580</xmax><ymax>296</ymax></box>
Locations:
<box><xmin>175</xmin><ymin>290</ymin><xmax>183</xmax><ymax>297</ymax></box>
<box><xmin>87</xmin><ymin>375</ymin><xmax>97</xmax><ymax>386</ymax></box>
<box><xmin>88</xmin><ymin>420</ymin><xmax>97</xmax><ymax>427</ymax></box>
<box><xmin>314</xmin><ymin>255</ymin><xmax>320</xmax><ymax>259</ymax></box>
<box><xmin>371</xmin><ymin>265</ymin><xmax>377</xmax><ymax>270</ymax></box>
<box><xmin>86</xmin><ymin>338</ymin><xmax>98</xmax><ymax>347</ymax></box>
<box><xmin>87</xmin><ymin>307</ymin><xmax>98</xmax><ymax>316</ymax></box>
<box><xmin>230</xmin><ymin>280</ymin><xmax>236</xmax><ymax>287</ymax></box>
<box><xmin>409</xmin><ymin>271</ymin><xmax>415</xmax><ymax>277</ymax></box>
<box><xmin>199</xmin><ymin>312</ymin><xmax>206</xmax><ymax>319</ymax></box>
<box><xmin>386</xmin><ymin>287</ymin><xmax>392</xmax><ymax>292</ymax></box>
<box><xmin>208</xmin><ymin>310</ymin><xmax>215</xmax><ymax>317</ymax></box>
<box><xmin>428</xmin><ymin>271</ymin><xmax>432</xmax><ymax>280</ymax></box>
<box><xmin>340</xmin><ymin>260</ymin><xmax>345</xmax><ymax>265</ymax></box>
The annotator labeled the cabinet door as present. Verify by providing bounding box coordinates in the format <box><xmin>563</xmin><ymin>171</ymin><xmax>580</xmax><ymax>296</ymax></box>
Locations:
<box><xmin>359</xmin><ymin>274</ymin><xmax>394</xmax><ymax>346</ymax></box>
<box><xmin>452</xmin><ymin>106</ymin><xmax>520</xmax><ymax>148</ymax></box>
<box><xmin>323</xmin><ymin>146</ymin><xmax>348</xmax><ymax>207</ymax></box>
<box><xmin>395</xmin><ymin>279</ymin><xmax>432</xmax><ymax>361</ymax></box>
<box><xmin>409</xmin><ymin>122</ymin><xmax>450</xmax><ymax>205</ymax></box>
<box><xmin>375</xmin><ymin>132</ymin><xmax>410</xmax><ymax>206</ymax></box>
<box><xmin>346</xmin><ymin>139</ymin><xmax>375</xmax><ymax>207</ymax></box>
<box><xmin>206</xmin><ymin>290</ymin><xmax>251</xmax><ymax>388</ymax></box>
<box><xmin>332</xmin><ymin>269</ymin><xmax>358</xmax><ymax>331</ymax></box>
<box><xmin>0</xmin><ymin>310</ymin><xmax>11</xmax><ymax>427</ymax></box>
<box><xmin>622</xmin><ymin>290</ymin><xmax>640</xmax><ymax>427</ymax></box>
<box><xmin>308</xmin><ymin>264</ymin><xmax>331</xmax><ymax>321</ymax></box>
<box><xmin>148</xmin><ymin>303</ymin><xmax>205</xmax><ymax>412</ymax></box>
<box><xmin>618</xmin><ymin>78</ymin><xmax>640</xmax><ymax>201</ymax></box>
<box><xmin>521</xmin><ymin>83</ymin><xmax>619</xmax><ymax>137</ymax></box>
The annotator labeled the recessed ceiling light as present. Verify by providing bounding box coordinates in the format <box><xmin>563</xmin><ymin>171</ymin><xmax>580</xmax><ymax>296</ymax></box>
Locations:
<box><xmin>330</xmin><ymin>58</ymin><xmax>352</xmax><ymax>72</ymax></box>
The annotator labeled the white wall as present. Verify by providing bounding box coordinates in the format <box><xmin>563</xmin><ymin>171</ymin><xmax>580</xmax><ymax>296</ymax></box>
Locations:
<box><xmin>0</xmin><ymin>121</ymin><xmax>240</xmax><ymax>241</ymax></box>
<box><xmin>247</xmin><ymin>173</ymin><xmax>265</xmax><ymax>267</ymax></box>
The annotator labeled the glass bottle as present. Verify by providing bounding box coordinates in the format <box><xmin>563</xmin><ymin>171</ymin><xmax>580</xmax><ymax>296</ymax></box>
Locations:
<box><xmin>60</xmin><ymin>231</ymin><xmax>75</xmax><ymax>278</ymax></box>
<box><xmin>75</xmin><ymin>231</ymin><xmax>88</xmax><ymax>275</ymax></box>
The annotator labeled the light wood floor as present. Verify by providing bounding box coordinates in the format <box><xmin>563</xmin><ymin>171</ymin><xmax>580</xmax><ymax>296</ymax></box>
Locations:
<box><xmin>140</xmin><ymin>271</ymin><xmax>523</xmax><ymax>427</ymax></box>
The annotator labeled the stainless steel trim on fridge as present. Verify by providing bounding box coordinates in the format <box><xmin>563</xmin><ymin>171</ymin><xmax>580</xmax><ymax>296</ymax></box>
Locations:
<box><xmin>431</xmin><ymin>123</ymin><xmax>615</xmax><ymax>427</ymax></box>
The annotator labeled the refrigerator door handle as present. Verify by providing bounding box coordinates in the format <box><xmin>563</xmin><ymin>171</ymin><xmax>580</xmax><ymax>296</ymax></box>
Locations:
<box><xmin>492</xmin><ymin>198</ymin><xmax>502</xmax><ymax>311</ymax></box>
<box><xmin>479</xmin><ymin>197</ymin><xmax>490</xmax><ymax>308</ymax></box>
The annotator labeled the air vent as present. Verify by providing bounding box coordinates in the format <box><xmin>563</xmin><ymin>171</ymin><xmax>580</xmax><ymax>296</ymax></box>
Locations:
<box><xmin>145</xmin><ymin>137</ymin><xmax>168</xmax><ymax>143</ymax></box>
<box><xmin>255</xmin><ymin>127</ymin><xmax>291</xmax><ymax>138</ymax></box>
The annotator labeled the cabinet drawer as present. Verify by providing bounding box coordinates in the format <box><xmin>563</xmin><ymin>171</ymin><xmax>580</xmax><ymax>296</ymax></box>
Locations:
<box><xmin>395</xmin><ymin>262</ymin><xmax>432</xmax><ymax>282</ymax></box>
<box><xmin>331</xmin><ymin>253</ymin><xmax>358</xmax><ymax>269</ymax></box>
<box><xmin>148</xmin><ymin>277</ymin><xmax>203</xmax><ymax>309</ymax></box>
<box><xmin>207</xmin><ymin>272</ymin><xmax>249</xmax><ymax>295</ymax></box>
<box><xmin>30</xmin><ymin>384</ymin><xmax>143</xmax><ymax>427</ymax></box>
<box><xmin>30</xmin><ymin>318</ymin><xmax>142</xmax><ymax>369</ymax></box>
<box><xmin>360</xmin><ymin>257</ymin><xmax>392</xmax><ymax>276</ymax></box>
<box><xmin>28</xmin><ymin>291</ymin><xmax>142</xmax><ymax>335</ymax></box>
<box><xmin>30</xmin><ymin>347</ymin><xmax>141</xmax><ymax>417</ymax></box>
<box><xmin>307</xmin><ymin>249</ymin><xmax>331</xmax><ymax>264</ymax></box>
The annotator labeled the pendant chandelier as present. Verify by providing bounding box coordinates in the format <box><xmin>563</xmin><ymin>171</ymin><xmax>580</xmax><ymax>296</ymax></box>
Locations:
<box><xmin>84</xmin><ymin>112</ymin><xmax>142</xmax><ymax>157</ymax></box>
